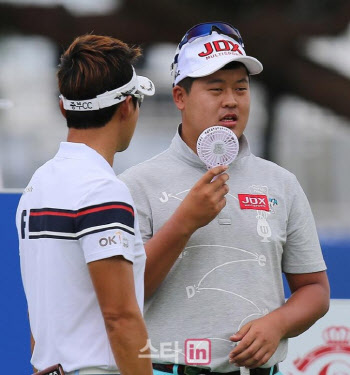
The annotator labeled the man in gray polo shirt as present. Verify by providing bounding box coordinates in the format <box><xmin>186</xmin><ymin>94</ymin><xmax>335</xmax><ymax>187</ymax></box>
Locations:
<box><xmin>119</xmin><ymin>22</ymin><xmax>330</xmax><ymax>375</ymax></box>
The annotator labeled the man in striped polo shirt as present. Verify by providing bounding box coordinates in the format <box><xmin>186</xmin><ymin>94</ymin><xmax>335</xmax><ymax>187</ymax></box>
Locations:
<box><xmin>16</xmin><ymin>34</ymin><xmax>154</xmax><ymax>375</ymax></box>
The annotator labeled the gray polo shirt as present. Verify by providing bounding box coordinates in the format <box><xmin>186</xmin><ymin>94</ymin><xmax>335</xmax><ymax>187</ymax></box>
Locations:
<box><xmin>119</xmin><ymin>128</ymin><xmax>326</xmax><ymax>372</ymax></box>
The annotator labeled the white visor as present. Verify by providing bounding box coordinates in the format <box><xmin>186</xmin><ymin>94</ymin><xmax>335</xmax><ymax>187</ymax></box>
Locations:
<box><xmin>60</xmin><ymin>67</ymin><xmax>155</xmax><ymax>111</ymax></box>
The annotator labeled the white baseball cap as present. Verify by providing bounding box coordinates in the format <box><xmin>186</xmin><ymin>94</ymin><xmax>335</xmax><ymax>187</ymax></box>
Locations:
<box><xmin>60</xmin><ymin>66</ymin><xmax>155</xmax><ymax>111</ymax></box>
<box><xmin>172</xmin><ymin>31</ymin><xmax>263</xmax><ymax>86</ymax></box>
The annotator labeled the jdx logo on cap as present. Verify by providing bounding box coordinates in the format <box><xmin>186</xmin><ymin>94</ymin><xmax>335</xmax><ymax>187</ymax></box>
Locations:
<box><xmin>198</xmin><ymin>39</ymin><xmax>243</xmax><ymax>57</ymax></box>
<box><xmin>238</xmin><ymin>194</ymin><xmax>269</xmax><ymax>211</ymax></box>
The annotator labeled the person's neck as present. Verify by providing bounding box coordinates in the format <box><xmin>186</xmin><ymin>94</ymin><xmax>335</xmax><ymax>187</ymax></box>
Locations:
<box><xmin>67</xmin><ymin>127</ymin><xmax>116</xmax><ymax>166</ymax></box>
<box><xmin>179</xmin><ymin>123</ymin><xmax>197</xmax><ymax>154</ymax></box>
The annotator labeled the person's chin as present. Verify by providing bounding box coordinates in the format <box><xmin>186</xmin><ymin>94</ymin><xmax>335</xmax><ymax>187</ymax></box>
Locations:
<box><xmin>117</xmin><ymin>143</ymin><xmax>130</xmax><ymax>152</ymax></box>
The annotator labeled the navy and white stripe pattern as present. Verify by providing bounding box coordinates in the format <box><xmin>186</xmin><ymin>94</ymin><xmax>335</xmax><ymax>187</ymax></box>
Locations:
<box><xmin>29</xmin><ymin>202</ymin><xmax>135</xmax><ymax>240</ymax></box>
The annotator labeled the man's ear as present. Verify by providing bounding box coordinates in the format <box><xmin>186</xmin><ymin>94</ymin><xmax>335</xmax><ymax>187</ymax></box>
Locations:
<box><xmin>59</xmin><ymin>99</ymin><xmax>66</xmax><ymax>118</ymax></box>
<box><xmin>172</xmin><ymin>85</ymin><xmax>186</xmax><ymax>110</ymax></box>
<box><xmin>119</xmin><ymin>96</ymin><xmax>135</xmax><ymax>120</ymax></box>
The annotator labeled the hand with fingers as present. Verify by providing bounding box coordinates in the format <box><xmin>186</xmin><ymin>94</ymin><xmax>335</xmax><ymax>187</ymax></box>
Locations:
<box><xmin>229</xmin><ymin>314</ymin><xmax>284</xmax><ymax>369</ymax></box>
<box><xmin>175</xmin><ymin>165</ymin><xmax>230</xmax><ymax>233</ymax></box>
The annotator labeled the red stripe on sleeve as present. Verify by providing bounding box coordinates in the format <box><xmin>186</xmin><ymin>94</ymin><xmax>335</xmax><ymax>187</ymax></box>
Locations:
<box><xmin>30</xmin><ymin>204</ymin><xmax>134</xmax><ymax>217</ymax></box>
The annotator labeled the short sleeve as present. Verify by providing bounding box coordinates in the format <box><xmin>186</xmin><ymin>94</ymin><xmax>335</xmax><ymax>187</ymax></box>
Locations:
<box><xmin>77</xmin><ymin>178</ymin><xmax>137</xmax><ymax>264</ymax></box>
<box><xmin>282</xmin><ymin>176</ymin><xmax>326</xmax><ymax>274</ymax></box>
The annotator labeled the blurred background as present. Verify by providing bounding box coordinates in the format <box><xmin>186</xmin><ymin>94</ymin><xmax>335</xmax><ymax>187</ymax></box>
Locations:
<box><xmin>0</xmin><ymin>1</ymin><xmax>349</xmax><ymax>374</ymax></box>
<box><xmin>1</xmin><ymin>0</ymin><xmax>350</xmax><ymax>237</ymax></box>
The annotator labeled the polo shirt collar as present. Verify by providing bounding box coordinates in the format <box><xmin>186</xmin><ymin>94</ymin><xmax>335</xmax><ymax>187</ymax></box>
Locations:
<box><xmin>55</xmin><ymin>142</ymin><xmax>114</xmax><ymax>173</ymax></box>
<box><xmin>170</xmin><ymin>124</ymin><xmax>251</xmax><ymax>169</ymax></box>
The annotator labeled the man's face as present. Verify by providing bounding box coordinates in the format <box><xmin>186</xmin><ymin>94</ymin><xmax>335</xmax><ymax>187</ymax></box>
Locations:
<box><xmin>173</xmin><ymin>66</ymin><xmax>250</xmax><ymax>153</ymax></box>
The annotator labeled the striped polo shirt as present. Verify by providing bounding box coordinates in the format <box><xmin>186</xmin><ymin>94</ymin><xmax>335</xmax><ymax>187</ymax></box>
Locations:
<box><xmin>16</xmin><ymin>142</ymin><xmax>146</xmax><ymax>372</ymax></box>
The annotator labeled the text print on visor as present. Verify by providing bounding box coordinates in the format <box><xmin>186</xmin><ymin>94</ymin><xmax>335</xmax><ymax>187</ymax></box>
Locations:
<box><xmin>60</xmin><ymin>66</ymin><xmax>154</xmax><ymax>111</ymax></box>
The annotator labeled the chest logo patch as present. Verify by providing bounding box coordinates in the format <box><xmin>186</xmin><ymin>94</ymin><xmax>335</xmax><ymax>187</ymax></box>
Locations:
<box><xmin>238</xmin><ymin>194</ymin><xmax>270</xmax><ymax>212</ymax></box>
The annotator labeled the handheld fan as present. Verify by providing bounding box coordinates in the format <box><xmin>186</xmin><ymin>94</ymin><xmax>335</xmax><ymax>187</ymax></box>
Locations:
<box><xmin>196</xmin><ymin>126</ymin><xmax>239</xmax><ymax>169</ymax></box>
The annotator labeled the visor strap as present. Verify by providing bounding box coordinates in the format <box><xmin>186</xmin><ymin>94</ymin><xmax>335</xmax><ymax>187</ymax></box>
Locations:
<box><xmin>60</xmin><ymin>67</ymin><xmax>138</xmax><ymax>111</ymax></box>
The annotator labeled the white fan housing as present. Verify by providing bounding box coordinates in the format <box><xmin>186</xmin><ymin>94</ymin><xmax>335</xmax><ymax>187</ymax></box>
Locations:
<box><xmin>196</xmin><ymin>126</ymin><xmax>239</xmax><ymax>169</ymax></box>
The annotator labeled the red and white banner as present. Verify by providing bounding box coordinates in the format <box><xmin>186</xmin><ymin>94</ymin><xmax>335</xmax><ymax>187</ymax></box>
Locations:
<box><xmin>280</xmin><ymin>300</ymin><xmax>350</xmax><ymax>374</ymax></box>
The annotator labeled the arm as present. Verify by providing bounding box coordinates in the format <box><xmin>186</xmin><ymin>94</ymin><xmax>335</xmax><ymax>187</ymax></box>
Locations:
<box><xmin>88</xmin><ymin>256</ymin><xmax>153</xmax><ymax>375</ymax></box>
<box><xmin>229</xmin><ymin>271</ymin><xmax>330</xmax><ymax>368</ymax></box>
<box><xmin>144</xmin><ymin>166</ymin><xmax>229</xmax><ymax>297</ymax></box>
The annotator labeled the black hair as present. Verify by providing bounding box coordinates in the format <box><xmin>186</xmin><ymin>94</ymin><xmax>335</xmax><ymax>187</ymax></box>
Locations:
<box><xmin>57</xmin><ymin>34</ymin><xmax>142</xmax><ymax>129</ymax></box>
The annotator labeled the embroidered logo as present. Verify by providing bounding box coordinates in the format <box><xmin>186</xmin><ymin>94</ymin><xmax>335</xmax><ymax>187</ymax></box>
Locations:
<box><xmin>238</xmin><ymin>194</ymin><xmax>269</xmax><ymax>212</ymax></box>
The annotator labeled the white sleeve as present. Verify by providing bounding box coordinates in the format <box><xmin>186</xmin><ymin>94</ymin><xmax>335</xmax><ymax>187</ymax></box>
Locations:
<box><xmin>77</xmin><ymin>178</ymin><xmax>137</xmax><ymax>264</ymax></box>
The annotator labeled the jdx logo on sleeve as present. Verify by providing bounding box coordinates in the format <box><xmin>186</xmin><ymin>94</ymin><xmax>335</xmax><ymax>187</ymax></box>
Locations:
<box><xmin>238</xmin><ymin>194</ymin><xmax>270</xmax><ymax>212</ymax></box>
